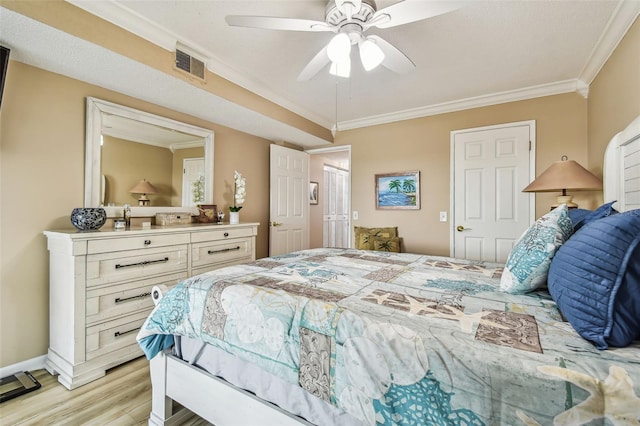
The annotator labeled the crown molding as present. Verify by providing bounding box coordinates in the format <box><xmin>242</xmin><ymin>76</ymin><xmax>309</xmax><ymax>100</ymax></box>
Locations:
<box><xmin>579</xmin><ymin>0</ymin><xmax>640</xmax><ymax>85</ymax></box>
<box><xmin>65</xmin><ymin>0</ymin><xmax>334</xmax><ymax>129</ymax></box>
<box><xmin>2</xmin><ymin>7</ymin><xmax>331</xmax><ymax>147</ymax></box>
<box><xmin>337</xmin><ymin>79</ymin><xmax>588</xmax><ymax>131</ymax></box>
<box><xmin>66</xmin><ymin>0</ymin><xmax>638</xmax><ymax>133</ymax></box>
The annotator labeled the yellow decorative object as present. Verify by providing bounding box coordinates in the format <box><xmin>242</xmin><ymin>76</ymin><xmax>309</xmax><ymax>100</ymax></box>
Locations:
<box><xmin>372</xmin><ymin>236</ymin><xmax>401</xmax><ymax>252</ymax></box>
<box><xmin>354</xmin><ymin>226</ymin><xmax>398</xmax><ymax>250</ymax></box>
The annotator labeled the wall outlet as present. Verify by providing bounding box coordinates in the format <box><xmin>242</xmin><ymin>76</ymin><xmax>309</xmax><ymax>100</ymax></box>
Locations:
<box><xmin>439</xmin><ymin>211</ymin><xmax>447</xmax><ymax>222</ymax></box>
<box><xmin>353</xmin><ymin>211</ymin><xmax>359</xmax><ymax>220</ymax></box>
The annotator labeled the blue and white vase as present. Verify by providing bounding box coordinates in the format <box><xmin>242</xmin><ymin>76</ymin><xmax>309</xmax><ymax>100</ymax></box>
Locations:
<box><xmin>70</xmin><ymin>207</ymin><xmax>107</xmax><ymax>231</ymax></box>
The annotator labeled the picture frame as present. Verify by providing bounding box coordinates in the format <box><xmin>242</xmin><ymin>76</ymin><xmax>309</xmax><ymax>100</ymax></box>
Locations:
<box><xmin>375</xmin><ymin>171</ymin><xmax>420</xmax><ymax>210</ymax></box>
<box><xmin>309</xmin><ymin>181</ymin><xmax>319</xmax><ymax>205</ymax></box>
<box><xmin>197</xmin><ymin>204</ymin><xmax>217</xmax><ymax>223</ymax></box>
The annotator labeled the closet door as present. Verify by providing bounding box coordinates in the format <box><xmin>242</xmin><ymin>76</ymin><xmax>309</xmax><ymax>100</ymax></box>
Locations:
<box><xmin>323</xmin><ymin>165</ymin><xmax>349</xmax><ymax>248</ymax></box>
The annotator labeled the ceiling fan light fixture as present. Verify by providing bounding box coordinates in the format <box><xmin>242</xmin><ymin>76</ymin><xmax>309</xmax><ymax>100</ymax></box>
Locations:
<box><xmin>335</xmin><ymin>0</ymin><xmax>362</xmax><ymax>20</ymax></box>
<box><xmin>359</xmin><ymin>38</ymin><xmax>384</xmax><ymax>71</ymax></box>
<box><xmin>329</xmin><ymin>58</ymin><xmax>351</xmax><ymax>78</ymax></box>
<box><xmin>327</xmin><ymin>33</ymin><xmax>351</xmax><ymax>63</ymax></box>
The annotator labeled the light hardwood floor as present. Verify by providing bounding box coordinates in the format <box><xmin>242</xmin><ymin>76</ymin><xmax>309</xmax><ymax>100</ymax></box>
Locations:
<box><xmin>0</xmin><ymin>356</ymin><xmax>211</xmax><ymax>425</ymax></box>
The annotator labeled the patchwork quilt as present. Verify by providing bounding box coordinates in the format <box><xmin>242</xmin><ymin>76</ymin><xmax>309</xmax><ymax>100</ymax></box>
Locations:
<box><xmin>137</xmin><ymin>248</ymin><xmax>640</xmax><ymax>426</ymax></box>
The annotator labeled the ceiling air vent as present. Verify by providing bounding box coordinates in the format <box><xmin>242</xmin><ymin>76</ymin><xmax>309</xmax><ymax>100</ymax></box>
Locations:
<box><xmin>175</xmin><ymin>47</ymin><xmax>205</xmax><ymax>80</ymax></box>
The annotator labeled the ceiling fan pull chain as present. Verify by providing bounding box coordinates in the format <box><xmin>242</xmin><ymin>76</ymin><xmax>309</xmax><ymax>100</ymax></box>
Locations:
<box><xmin>335</xmin><ymin>76</ymin><xmax>339</xmax><ymax>133</ymax></box>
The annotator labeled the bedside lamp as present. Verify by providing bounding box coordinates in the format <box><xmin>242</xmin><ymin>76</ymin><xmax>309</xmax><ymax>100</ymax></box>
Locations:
<box><xmin>523</xmin><ymin>156</ymin><xmax>602</xmax><ymax>209</ymax></box>
<box><xmin>129</xmin><ymin>179</ymin><xmax>158</xmax><ymax>206</ymax></box>
<box><xmin>522</xmin><ymin>155</ymin><xmax>602</xmax><ymax>209</ymax></box>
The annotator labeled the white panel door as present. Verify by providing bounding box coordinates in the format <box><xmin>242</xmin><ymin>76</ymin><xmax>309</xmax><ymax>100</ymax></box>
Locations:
<box><xmin>269</xmin><ymin>145</ymin><xmax>309</xmax><ymax>256</ymax></box>
<box><xmin>181</xmin><ymin>157</ymin><xmax>204</xmax><ymax>207</ymax></box>
<box><xmin>452</xmin><ymin>122</ymin><xmax>533</xmax><ymax>262</ymax></box>
<box><xmin>323</xmin><ymin>165</ymin><xmax>349</xmax><ymax>248</ymax></box>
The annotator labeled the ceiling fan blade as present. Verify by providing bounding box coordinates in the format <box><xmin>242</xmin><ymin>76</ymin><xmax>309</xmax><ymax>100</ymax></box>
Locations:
<box><xmin>369</xmin><ymin>0</ymin><xmax>463</xmax><ymax>29</ymax></box>
<box><xmin>226</xmin><ymin>15</ymin><xmax>335</xmax><ymax>32</ymax></box>
<box><xmin>297</xmin><ymin>45</ymin><xmax>332</xmax><ymax>81</ymax></box>
<box><xmin>368</xmin><ymin>35</ymin><xmax>415</xmax><ymax>74</ymax></box>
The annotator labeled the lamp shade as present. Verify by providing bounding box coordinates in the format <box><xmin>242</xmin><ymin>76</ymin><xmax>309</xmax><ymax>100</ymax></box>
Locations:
<box><xmin>522</xmin><ymin>159</ymin><xmax>602</xmax><ymax>192</ymax></box>
<box><xmin>522</xmin><ymin>157</ymin><xmax>602</xmax><ymax>209</ymax></box>
<box><xmin>129</xmin><ymin>179</ymin><xmax>158</xmax><ymax>195</ymax></box>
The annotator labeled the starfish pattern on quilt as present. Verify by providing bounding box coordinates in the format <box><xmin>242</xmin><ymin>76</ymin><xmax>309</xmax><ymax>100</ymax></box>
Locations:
<box><xmin>421</xmin><ymin>304</ymin><xmax>509</xmax><ymax>333</ymax></box>
<box><xmin>369</xmin><ymin>292</ymin><xmax>391</xmax><ymax>305</ymax></box>
<box><xmin>517</xmin><ymin>365</ymin><xmax>640</xmax><ymax>425</ymax></box>
<box><xmin>404</xmin><ymin>295</ymin><xmax>438</xmax><ymax>315</ymax></box>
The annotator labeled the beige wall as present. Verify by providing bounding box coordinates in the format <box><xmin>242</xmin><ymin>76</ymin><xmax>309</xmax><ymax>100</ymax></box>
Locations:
<box><xmin>1</xmin><ymin>0</ymin><xmax>332</xmax><ymax>144</ymax></box>
<box><xmin>0</xmin><ymin>62</ymin><xmax>272</xmax><ymax>367</ymax></box>
<box><xmin>102</xmin><ymin>136</ymin><xmax>174</xmax><ymax>206</ymax></box>
<box><xmin>587</xmin><ymin>16</ymin><xmax>640</xmax><ymax>190</ymax></box>
<box><xmin>334</xmin><ymin>92</ymin><xmax>592</xmax><ymax>255</ymax></box>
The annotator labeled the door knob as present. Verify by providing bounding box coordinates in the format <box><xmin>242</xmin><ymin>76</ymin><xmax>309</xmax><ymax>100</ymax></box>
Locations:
<box><xmin>272</xmin><ymin>221</ymin><xmax>282</xmax><ymax>227</ymax></box>
<box><xmin>456</xmin><ymin>225</ymin><xmax>470</xmax><ymax>232</ymax></box>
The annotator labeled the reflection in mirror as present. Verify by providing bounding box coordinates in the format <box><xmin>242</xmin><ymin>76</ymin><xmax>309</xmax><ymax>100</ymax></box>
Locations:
<box><xmin>85</xmin><ymin>97</ymin><xmax>214</xmax><ymax>215</ymax></box>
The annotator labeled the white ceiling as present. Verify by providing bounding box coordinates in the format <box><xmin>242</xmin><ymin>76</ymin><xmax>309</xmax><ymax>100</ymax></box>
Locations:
<box><xmin>1</xmin><ymin>1</ymin><xmax>639</xmax><ymax>147</ymax></box>
<box><xmin>66</xmin><ymin>0</ymin><xmax>638</xmax><ymax>130</ymax></box>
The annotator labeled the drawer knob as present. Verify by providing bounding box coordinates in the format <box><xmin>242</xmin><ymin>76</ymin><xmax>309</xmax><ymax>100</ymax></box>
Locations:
<box><xmin>224</xmin><ymin>232</ymin><xmax>229</xmax><ymax>237</ymax></box>
<box><xmin>144</xmin><ymin>240</ymin><xmax>151</xmax><ymax>246</ymax></box>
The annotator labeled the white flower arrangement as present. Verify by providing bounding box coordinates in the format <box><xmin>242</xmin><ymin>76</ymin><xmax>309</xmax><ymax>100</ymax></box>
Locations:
<box><xmin>191</xmin><ymin>176</ymin><xmax>204</xmax><ymax>204</ymax></box>
<box><xmin>230</xmin><ymin>170</ymin><xmax>246</xmax><ymax>212</ymax></box>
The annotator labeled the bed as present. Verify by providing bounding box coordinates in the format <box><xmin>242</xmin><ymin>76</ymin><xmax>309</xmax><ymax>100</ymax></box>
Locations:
<box><xmin>138</xmin><ymin>115</ymin><xmax>640</xmax><ymax>426</ymax></box>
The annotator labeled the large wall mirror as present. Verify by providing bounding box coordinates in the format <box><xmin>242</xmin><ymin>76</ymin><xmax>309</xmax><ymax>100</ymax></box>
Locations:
<box><xmin>85</xmin><ymin>97</ymin><xmax>214</xmax><ymax>216</ymax></box>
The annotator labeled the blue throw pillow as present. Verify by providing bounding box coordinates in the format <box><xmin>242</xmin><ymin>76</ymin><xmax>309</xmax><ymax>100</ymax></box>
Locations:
<box><xmin>500</xmin><ymin>205</ymin><xmax>573</xmax><ymax>294</ymax></box>
<box><xmin>567</xmin><ymin>208</ymin><xmax>591</xmax><ymax>228</ymax></box>
<box><xmin>571</xmin><ymin>201</ymin><xmax>618</xmax><ymax>232</ymax></box>
<box><xmin>548</xmin><ymin>210</ymin><xmax>640</xmax><ymax>349</ymax></box>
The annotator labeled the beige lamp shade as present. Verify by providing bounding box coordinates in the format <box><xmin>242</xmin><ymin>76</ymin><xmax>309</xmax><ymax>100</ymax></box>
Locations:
<box><xmin>522</xmin><ymin>157</ymin><xmax>602</xmax><ymax>208</ymax></box>
<box><xmin>129</xmin><ymin>179</ymin><xmax>158</xmax><ymax>206</ymax></box>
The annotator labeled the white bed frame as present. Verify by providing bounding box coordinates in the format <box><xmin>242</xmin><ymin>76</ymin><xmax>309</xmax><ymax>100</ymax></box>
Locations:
<box><xmin>149</xmin><ymin>351</ymin><xmax>309</xmax><ymax>425</ymax></box>
<box><xmin>604</xmin><ymin>115</ymin><xmax>640</xmax><ymax>211</ymax></box>
<box><xmin>148</xmin><ymin>115</ymin><xmax>640</xmax><ymax>425</ymax></box>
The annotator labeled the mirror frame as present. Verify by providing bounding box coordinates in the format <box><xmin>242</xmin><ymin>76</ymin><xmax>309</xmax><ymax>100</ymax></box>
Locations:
<box><xmin>85</xmin><ymin>97</ymin><xmax>214</xmax><ymax>216</ymax></box>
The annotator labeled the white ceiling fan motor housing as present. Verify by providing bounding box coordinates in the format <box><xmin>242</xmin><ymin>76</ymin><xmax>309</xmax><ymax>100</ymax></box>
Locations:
<box><xmin>325</xmin><ymin>0</ymin><xmax>377</xmax><ymax>28</ymax></box>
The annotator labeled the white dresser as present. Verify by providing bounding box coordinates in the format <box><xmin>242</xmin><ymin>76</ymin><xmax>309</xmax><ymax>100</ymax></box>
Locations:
<box><xmin>44</xmin><ymin>222</ymin><xmax>258</xmax><ymax>389</ymax></box>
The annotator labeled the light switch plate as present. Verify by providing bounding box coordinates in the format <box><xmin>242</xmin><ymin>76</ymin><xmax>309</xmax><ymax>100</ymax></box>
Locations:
<box><xmin>353</xmin><ymin>211</ymin><xmax>359</xmax><ymax>220</ymax></box>
<box><xmin>439</xmin><ymin>211</ymin><xmax>447</xmax><ymax>222</ymax></box>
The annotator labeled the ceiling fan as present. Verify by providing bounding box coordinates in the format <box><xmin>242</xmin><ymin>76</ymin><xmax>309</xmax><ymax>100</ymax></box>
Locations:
<box><xmin>225</xmin><ymin>0</ymin><xmax>462</xmax><ymax>81</ymax></box>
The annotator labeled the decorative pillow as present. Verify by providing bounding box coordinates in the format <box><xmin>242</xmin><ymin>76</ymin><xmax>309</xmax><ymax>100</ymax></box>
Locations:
<box><xmin>567</xmin><ymin>208</ymin><xmax>591</xmax><ymax>228</ymax></box>
<box><xmin>354</xmin><ymin>227</ymin><xmax>398</xmax><ymax>250</ymax></box>
<box><xmin>548</xmin><ymin>210</ymin><xmax>640</xmax><ymax>349</ymax></box>
<box><xmin>571</xmin><ymin>201</ymin><xmax>618</xmax><ymax>232</ymax></box>
<box><xmin>500</xmin><ymin>205</ymin><xmax>572</xmax><ymax>294</ymax></box>
<box><xmin>371</xmin><ymin>236</ymin><xmax>401</xmax><ymax>253</ymax></box>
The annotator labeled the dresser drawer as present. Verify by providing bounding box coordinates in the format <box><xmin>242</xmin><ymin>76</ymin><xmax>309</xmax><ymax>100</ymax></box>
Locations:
<box><xmin>86</xmin><ymin>245</ymin><xmax>188</xmax><ymax>287</ymax></box>
<box><xmin>191</xmin><ymin>227</ymin><xmax>255</xmax><ymax>244</ymax></box>
<box><xmin>191</xmin><ymin>237</ymin><xmax>253</xmax><ymax>272</ymax></box>
<box><xmin>87</xmin><ymin>233</ymin><xmax>190</xmax><ymax>254</ymax></box>
<box><xmin>86</xmin><ymin>310</ymin><xmax>149</xmax><ymax>361</ymax></box>
<box><xmin>86</xmin><ymin>272</ymin><xmax>186</xmax><ymax>325</ymax></box>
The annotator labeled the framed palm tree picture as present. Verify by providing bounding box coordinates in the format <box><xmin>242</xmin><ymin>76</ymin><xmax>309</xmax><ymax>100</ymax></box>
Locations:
<box><xmin>375</xmin><ymin>171</ymin><xmax>420</xmax><ymax>210</ymax></box>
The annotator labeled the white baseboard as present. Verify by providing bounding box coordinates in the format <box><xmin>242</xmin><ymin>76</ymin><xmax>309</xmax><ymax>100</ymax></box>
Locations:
<box><xmin>0</xmin><ymin>355</ymin><xmax>47</xmax><ymax>379</ymax></box>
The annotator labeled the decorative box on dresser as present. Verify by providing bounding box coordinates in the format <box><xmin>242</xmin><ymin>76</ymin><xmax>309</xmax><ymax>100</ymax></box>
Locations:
<box><xmin>44</xmin><ymin>222</ymin><xmax>258</xmax><ymax>390</ymax></box>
